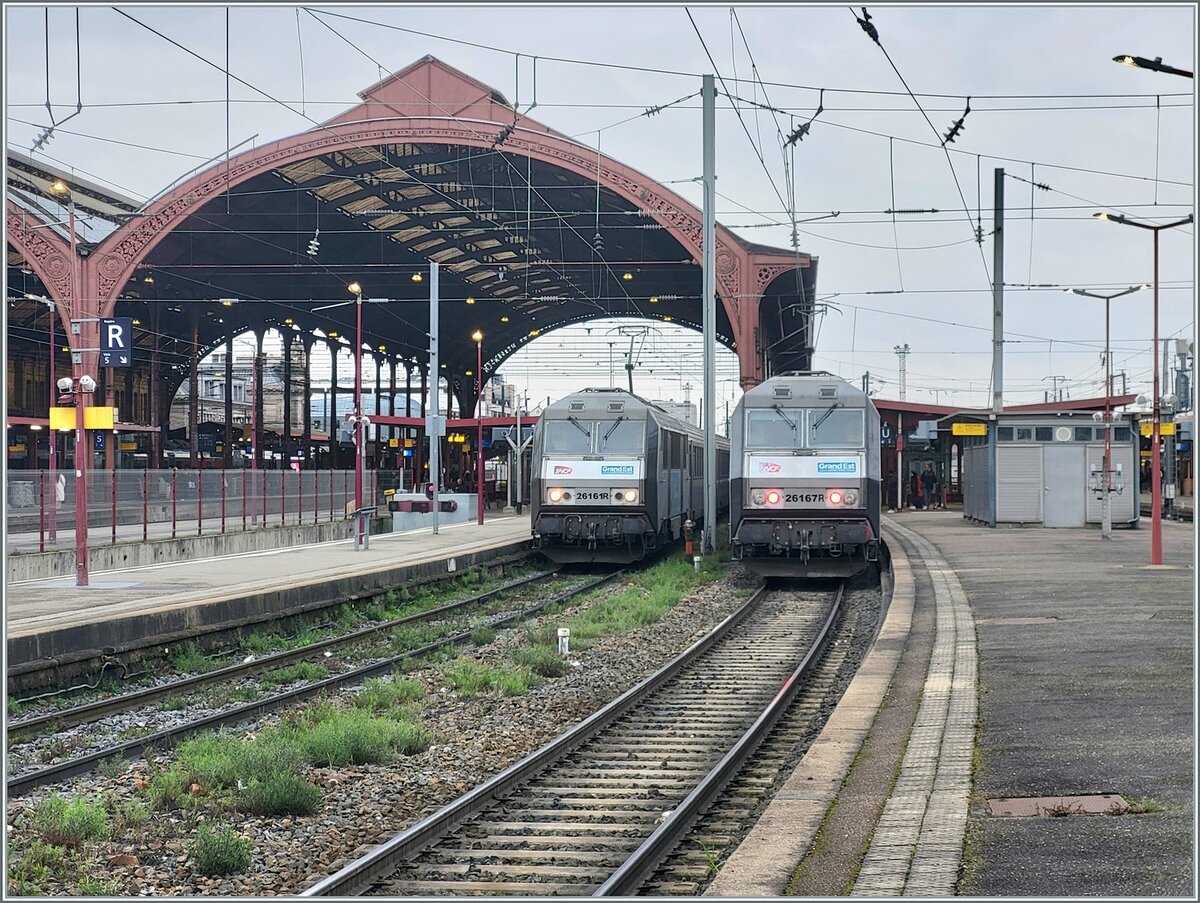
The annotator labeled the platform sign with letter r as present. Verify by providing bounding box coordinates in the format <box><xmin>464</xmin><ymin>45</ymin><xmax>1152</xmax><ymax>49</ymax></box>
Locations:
<box><xmin>100</xmin><ymin>317</ymin><xmax>133</xmax><ymax>368</ymax></box>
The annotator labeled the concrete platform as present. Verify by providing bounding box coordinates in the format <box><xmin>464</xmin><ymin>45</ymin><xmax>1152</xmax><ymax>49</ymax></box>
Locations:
<box><xmin>709</xmin><ymin>510</ymin><xmax>1193</xmax><ymax>897</ymax></box>
<box><xmin>5</xmin><ymin>514</ymin><xmax>533</xmax><ymax>678</ymax></box>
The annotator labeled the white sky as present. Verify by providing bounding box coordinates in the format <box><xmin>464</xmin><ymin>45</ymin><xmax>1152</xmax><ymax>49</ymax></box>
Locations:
<box><xmin>5</xmin><ymin>3</ymin><xmax>1196</xmax><ymax>414</ymax></box>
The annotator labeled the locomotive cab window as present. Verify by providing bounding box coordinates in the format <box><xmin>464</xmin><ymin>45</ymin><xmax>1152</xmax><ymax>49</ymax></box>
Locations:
<box><xmin>544</xmin><ymin>420</ymin><xmax>593</xmax><ymax>454</ymax></box>
<box><xmin>746</xmin><ymin>408</ymin><xmax>802</xmax><ymax>448</ymax></box>
<box><xmin>807</xmin><ymin>408</ymin><xmax>865</xmax><ymax>447</ymax></box>
<box><xmin>597</xmin><ymin>419</ymin><xmax>643</xmax><ymax>454</ymax></box>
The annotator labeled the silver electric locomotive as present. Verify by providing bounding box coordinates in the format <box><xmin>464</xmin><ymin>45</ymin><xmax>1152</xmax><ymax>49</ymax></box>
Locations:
<box><xmin>531</xmin><ymin>388</ymin><xmax>729</xmax><ymax>564</ymax></box>
<box><xmin>730</xmin><ymin>372</ymin><xmax>881</xmax><ymax>577</ymax></box>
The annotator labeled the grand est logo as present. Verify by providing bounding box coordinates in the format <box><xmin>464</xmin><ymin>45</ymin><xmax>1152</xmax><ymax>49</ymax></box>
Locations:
<box><xmin>553</xmin><ymin>465</ymin><xmax>574</xmax><ymax>475</ymax></box>
<box><xmin>757</xmin><ymin>461</ymin><xmax>782</xmax><ymax>474</ymax></box>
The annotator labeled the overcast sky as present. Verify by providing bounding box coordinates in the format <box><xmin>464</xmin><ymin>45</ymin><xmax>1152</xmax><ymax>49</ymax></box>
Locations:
<box><xmin>5</xmin><ymin>3</ymin><xmax>1196</xmax><ymax>415</ymax></box>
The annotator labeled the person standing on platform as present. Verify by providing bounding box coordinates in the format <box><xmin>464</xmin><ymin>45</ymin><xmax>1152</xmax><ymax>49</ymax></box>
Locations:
<box><xmin>910</xmin><ymin>469</ymin><xmax>923</xmax><ymax>509</ymax></box>
<box><xmin>921</xmin><ymin>464</ymin><xmax>938</xmax><ymax>510</ymax></box>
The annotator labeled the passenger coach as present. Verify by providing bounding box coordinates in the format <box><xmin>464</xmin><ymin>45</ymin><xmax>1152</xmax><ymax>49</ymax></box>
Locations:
<box><xmin>531</xmin><ymin>388</ymin><xmax>729</xmax><ymax>563</ymax></box>
<box><xmin>731</xmin><ymin>372</ymin><xmax>881</xmax><ymax>577</ymax></box>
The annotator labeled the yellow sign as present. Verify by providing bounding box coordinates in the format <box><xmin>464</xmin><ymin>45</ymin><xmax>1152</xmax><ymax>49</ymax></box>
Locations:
<box><xmin>119</xmin><ymin>441</ymin><xmax>137</xmax><ymax>451</ymax></box>
<box><xmin>404</xmin><ymin>438</ymin><xmax>415</xmax><ymax>448</ymax></box>
<box><xmin>1140</xmin><ymin>422</ymin><xmax>1177</xmax><ymax>436</ymax></box>
<box><xmin>952</xmin><ymin>422</ymin><xmax>988</xmax><ymax>436</ymax></box>
<box><xmin>388</xmin><ymin>438</ymin><xmax>399</xmax><ymax>448</ymax></box>
<box><xmin>8</xmin><ymin>444</ymin><xmax>27</xmax><ymax>454</ymax></box>
<box><xmin>447</xmin><ymin>432</ymin><xmax>468</xmax><ymax>444</ymax></box>
<box><xmin>49</xmin><ymin>406</ymin><xmax>117</xmax><ymax>431</ymax></box>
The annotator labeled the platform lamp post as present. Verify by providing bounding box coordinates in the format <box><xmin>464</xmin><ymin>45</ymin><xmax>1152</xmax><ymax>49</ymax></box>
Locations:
<box><xmin>1065</xmin><ymin>285</ymin><xmax>1145</xmax><ymax>540</ymax></box>
<box><xmin>48</xmin><ymin>178</ymin><xmax>94</xmax><ymax>586</ymax></box>
<box><xmin>472</xmin><ymin>329</ymin><xmax>485</xmax><ymax>525</ymax></box>
<box><xmin>347</xmin><ymin>281</ymin><xmax>367</xmax><ymax>550</ymax></box>
<box><xmin>1094</xmin><ymin>212</ymin><xmax>1193</xmax><ymax>563</ymax></box>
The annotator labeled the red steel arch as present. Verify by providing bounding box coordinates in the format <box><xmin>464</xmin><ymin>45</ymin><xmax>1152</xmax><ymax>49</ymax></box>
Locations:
<box><xmin>11</xmin><ymin>56</ymin><xmax>811</xmax><ymax>387</ymax></box>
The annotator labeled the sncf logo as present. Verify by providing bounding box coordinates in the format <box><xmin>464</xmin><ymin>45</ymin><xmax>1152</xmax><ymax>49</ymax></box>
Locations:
<box><xmin>757</xmin><ymin>461</ymin><xmax>782</xmax><ymax>473</ymax></box>
<box><xmin>553</xmin><ymin>465</ymin><xmax>573</xmax><ymax>475</ymax></box>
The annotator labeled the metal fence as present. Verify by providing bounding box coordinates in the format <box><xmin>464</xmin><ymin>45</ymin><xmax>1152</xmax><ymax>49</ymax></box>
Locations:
<box><xmin>6</xmin><ymin>469</ymin><xmax>377</xmax><ymax>553</ymax></box>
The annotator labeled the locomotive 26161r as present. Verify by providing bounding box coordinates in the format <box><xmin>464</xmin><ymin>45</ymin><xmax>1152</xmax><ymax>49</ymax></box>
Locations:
<box><xmin>531</xmin><ymin>388</ymin><xmax>729</xmax><ymax>563</ymax></box>
<box><xmin>730</xmin><ymin>372</ymin><xmax>881</xmax><ymax>577</ymax></box>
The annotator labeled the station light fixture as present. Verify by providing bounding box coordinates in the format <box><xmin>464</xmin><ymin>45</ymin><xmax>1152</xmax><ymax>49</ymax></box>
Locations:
<box><xmin>622</xmin><ymin>272</ymin><xmax>634</xmax><ymax>281</ymax></box>
<box><xmin>466</xmin><ymin>296</ymin><xmax>476</xmax><ymax>305</ymax></box>
<box><xmin>411</xmin><ymin>273</ymin><xmax>423</xmax><ymax>283</ymax></box>
<box><xmin>649</xmin><ymin>296</ymin><xmax>659</xmax><ymax>303</ymax></box>
<box><xmin>500</xmin><ymin>316</ymin><xmax>509</xmax><ymax>322</ymax></box>
<box><xmin>1112</xmin><ymin>54</ymin><xmax>1193</xmax><ymax>78</ymax></box>
<box><xmin>347</xmin><ymin>281</ymin><xmax>362</xmax><ymax>295</ymax></box>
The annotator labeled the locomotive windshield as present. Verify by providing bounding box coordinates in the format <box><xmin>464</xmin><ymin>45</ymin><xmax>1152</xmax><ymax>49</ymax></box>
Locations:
<box><xmin>598</xmin><ymin>418</ymin><xmax>644</xmax><ymax>454</ymax></box>
<box><xmin>808</xmin><ymin>409</ymin><xmax>865</xmax><ymax>447</ymax></box>
<box><xmin>746</xmin><ymin>408</ymin><xmax>801</xmax><ymax>448</ymax></box>
<box><xmin>544</xmin><ymin>419</ymin><xmax>593</xmax><ymax>454</ymax></box>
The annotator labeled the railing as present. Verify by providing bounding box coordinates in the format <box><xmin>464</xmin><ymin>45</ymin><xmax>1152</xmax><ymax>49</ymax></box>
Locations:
<box><xmin>5</xmin><ymin>470</ymin><xmax>377</xmax><ymax>553</ymax></box>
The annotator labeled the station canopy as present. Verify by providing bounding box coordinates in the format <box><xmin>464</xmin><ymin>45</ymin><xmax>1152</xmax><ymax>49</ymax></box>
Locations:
<box><xmin>7</xmin><ymin>56</ymin><xmax>816</xmax><ymax>403</ymax></box>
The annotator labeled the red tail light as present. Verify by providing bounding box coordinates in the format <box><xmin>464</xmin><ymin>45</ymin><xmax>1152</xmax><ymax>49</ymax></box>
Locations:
<box><xmin>765</xmin><ymin>489</ymin><xmax>782</xmax><ymax>506</ymax></box>
<box><xmin>828</xmin><ymin>490</ymin><xmax>844</xmax><ymax>505</ymax></box>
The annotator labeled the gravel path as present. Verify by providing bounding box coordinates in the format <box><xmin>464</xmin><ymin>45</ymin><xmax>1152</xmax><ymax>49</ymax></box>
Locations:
<box><xmin>6</xmin><ymin>568</ymin><xmax>756</xmax><ymax>896</ymax></box>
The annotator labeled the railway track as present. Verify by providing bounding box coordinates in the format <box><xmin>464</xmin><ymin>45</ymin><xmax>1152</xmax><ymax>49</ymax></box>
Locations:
<box><xmin>8</xmin><ymin>567</ymin><xmax>558</xmax><ymax>741</ymax></box>
<box><xmin>6</xmin><ymin>569</ymin><xmax>620</xmax><ymax>798</ymax></box>
<box><xmin>302</xmin><ymin>581</ymin><xmax>848</xmax><ymax>897</ymax></box>
<box><xmin>641</xmin><ymin>584</ymin><xmax>871</xmax><ymax>894</ymax></box>
<box><xmin>6</xmin><ymin>550</ymin><xmax>538</xmax><ymax>693</ymax></box>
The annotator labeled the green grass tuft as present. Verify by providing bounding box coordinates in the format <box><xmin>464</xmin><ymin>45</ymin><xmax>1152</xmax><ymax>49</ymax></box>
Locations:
<box><xmin>353</xmin><ymin>677</ymin><xmax>425</xmax><ymax>713</ymax></box>
<box><xmin>509</xmin><ymin>644</ymin><xmax>568</xmax><ymax>677</ymax></box>
<box><xmin>30</xmin><ymin>794</ymin><xmax>109</xmax><ymax>849</ymax></box>
<box><xmin>443</xmin><ymin>657</ymin><xmax>538</xmax><ymax>697</ymax></box>
<box><xmin>241</xmin><ymin>773</ymin><xmax>323</xmax><ymax>816</ymax></box>
<box><xmin>189</xmin><ymin>823</ymin><xmax>251</xmax><ymax>876</ymax></box>
<box><xmin>258</xmin><ymin>661</ymin><xmax>328</xmax><ymax>687</ymax></box>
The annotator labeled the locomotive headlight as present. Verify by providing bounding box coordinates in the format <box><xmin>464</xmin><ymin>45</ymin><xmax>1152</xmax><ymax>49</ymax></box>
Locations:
<box><xmin>548</xmin><ymin>487</ymin><xmax>564</xmax><ymax>503</ymax></box>
<box><xmin>620</xmin><ymin>489</ymin><xmax>639</xmax><ymax>504</ymax></box>
<box><xmin>764</xmin><ymin>489</ymin><xmax>783</xmax><ymax>507</ymax></box>
<box><xmin>844</xmin><ymin>489</ymin><xmax>859</xmax><ymax>506</ymax></box>
<box><xmin>751</xmin><ymin>489</ymin><xmax>765</xmax><ymax>506</ymax></box>
<box><xmin>828</xmin><ymin>490</ymin><xmax>844</xmax><ymax>506</ymax></box>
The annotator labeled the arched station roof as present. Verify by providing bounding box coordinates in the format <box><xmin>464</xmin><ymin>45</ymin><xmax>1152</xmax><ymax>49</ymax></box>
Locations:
<box><xmin>7</xmin><ymin>55</ymin><xmax>817</xmax><ymax>415</ymax></box>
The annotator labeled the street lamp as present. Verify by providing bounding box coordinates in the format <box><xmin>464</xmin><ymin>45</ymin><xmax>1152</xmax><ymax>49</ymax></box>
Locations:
<box><xmin>1065</xmin><ymin>285</ymin><xmax>1145</xmax><ymax>539</ymax></box>
<box><xmin>347</xmin><ymin>281</ymin><xmax>367</xmax><ymax>550</ymax></box>
<box><xmin>1112</xmin><ymin>54</ymin><xmax>1193</xmax><ymax>78</ymax></box>
<box><xmin>1094</xmin><ymin>211</ymin><xmax>1193</xmax><ymax>563</ymax></box>
<box><xmin>472</xmin><ymin>329</ymin><xmax>485</xmax><ymax>525</ymax></box>
<box><xmin>48</xmin><ymin>178</ymin><xmax>91</xmax><ymax>586</ymax></box>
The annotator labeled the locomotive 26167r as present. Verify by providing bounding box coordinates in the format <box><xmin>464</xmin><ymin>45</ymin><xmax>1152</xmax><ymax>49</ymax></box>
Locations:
<box><xmin>730</xmin><ymin>372</ymin><xmax>881</xmax><ymax>577</ymax></box>
<box><xmin>531</xmin><ymin>388</ymin><xmax>729</xmax><ymax>563</ymax></box>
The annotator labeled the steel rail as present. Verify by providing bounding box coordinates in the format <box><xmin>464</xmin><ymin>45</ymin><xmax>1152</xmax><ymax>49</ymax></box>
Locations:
<box><xmin>6</xmin><ymin>548</ymin><xmax>539</xmax><ymax>682</ymax></box>
<box><xmin>594</xmin><ymin>581</ymin><xmax>845</xmax><ymax>895</ymax></box>
<box><xmin>8</xmin><ymin>565</ymin><xmax>554</xmax><ymax>740</ymax></box>
<box><xmin>6</xmin><ymin>571</ymin><xmax>619</xmax><ymax>798</ymax></box>
<box><xmin>301</xmin><ymin>583</ymin><xmax>769</xmax><ymax>897</ymax></box>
